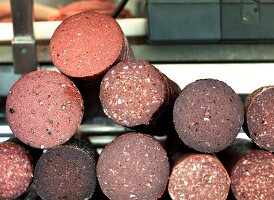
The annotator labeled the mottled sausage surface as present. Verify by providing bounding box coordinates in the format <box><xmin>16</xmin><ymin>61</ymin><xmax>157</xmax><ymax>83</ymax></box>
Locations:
<box><xmin>97</xmin><ymin>133</ymin><xmax>170</xmax><ymax>200</ymax></box>
<box><xmin>50</xmin><ymin>11</ymin><xmax>132</xmax><ymax>84</ymax></box>
<box><xmin>168</xmin><ymin>154</ymin><xmax>230</xmax><ymax>200</ymax></box>
<box><xmin>34</xmin><ymin>140</ymin><xmax>97</xmax><ymax>200</ymax></box>
<box><xmin>245</xmin><ymin>86</ymin><xmax>274</xmax><ymax>152</ymax></box>
<box><xmin>6</xmin><ymin>70</ymin><xmax>84</xmax><ymax>149</ymax></box>
<box><xmin>0</xmin><ymin>142</ymin><xmax>33</xmax><ymax>200</ymax></box>
<box><xmin>217</xmin><ymin>139</ymin><xmax>274</xmax><ymax>200</ymax></box>
<box><xmin>173</xmin><ymin>79</ymin><xmax>244</xmax><ymax>153</ymax></box>
<box><xmin>100</xmin><ymin>60</ymin><xmax>180</xmax><ymax>134</ymax></box>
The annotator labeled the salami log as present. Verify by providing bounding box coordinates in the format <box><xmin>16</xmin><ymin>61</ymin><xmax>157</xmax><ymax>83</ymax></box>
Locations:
<box><xmin>97</xmin><ymin>132</ymin><xmax>170</xmax><ymax>200</ymax></box>
<box><xmin>100</xmin><ymin>60</ymin><xmax>180</xmax><ymax>135</ymax></box>
<box><xmin>6</xmin><ymin>70</ymin><xmax>84</xmax><ymax>149</ymax></box>
<box><xmin>244</xmin><ymin>86</ymin><xmax>274</xmax><ymax>152</ymax></box>
<box><xmin>50</xmin><ymin>11</ymin><xmax>133</xmax><ymax>87</ymax></box>
<box><xmin>173</xmin><ymin>79</ymin><xmax>244</xmax><ymax>153</ymax></box>
<box><xmin>217</xmin><ymin>138</ymin><xmax>274</xmax><ymax>200</ymax></box>
<box><xmin>168</xmin><ymin>153</ymin><xmax>230</xmax><ymax>200</ymax></box>
<box><xmin>0</xmin><ymin>142</ymin><xmax>33</xmax><ymax>200</ymax></box>
<box><xmin>33</xmin><ymin>139</ymin><xmax>97</xmax><ymax>200</ymax></box>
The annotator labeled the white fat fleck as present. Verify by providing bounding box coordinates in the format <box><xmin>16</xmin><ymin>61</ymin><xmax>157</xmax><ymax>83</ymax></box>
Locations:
<box><xmin>77</xmin><ymin>33</ymin><xmax>81</xmax><ymax>36</ymax></box>
<box><xmin>109</xmin><ymin>169</ymin><xmax>117</xmax><ymax>174</ymax></box>
<box><xmin>124</xmin><ymin>184</ymin><xmax>129</xmax><ymax>187</ymax></box>
<box><xmin>117</xmin><ymin>99</ymin><xmax>122</xmax><ymax>104</ymax></box>
<box><xmin>146</xmin><ymin>183</ymin><xmax>152</xmax><ymax>188</ymax></box>
<box><xmin>242</xmin><ymin>160</ymin><xmax>248</xmax><ymax>165</ymax></box>
<box><xmin>60</xmin><ymin>83</ymin><xmax>66</xmax><ymax>88</ymax></box>
<box><xmin>39</xmin><ymin>101</ymin><xmax>44</xmax><ymax>105</ymax></box>
<box><xmin>139</xmin><ymin>65</ymin><xmax>142</xmax><ymax>68</ymax></box>
<box><xmin>145</xmin><ymin>78</ymin><xmax>150</xmax><ymax>83</ymax></box>
<box><xmin>104</xmin><ymin>182</ymin><xmax>108</xmax><ymax>185</ymax></box>
<box><xmin>203</xmin><ymin>117</ymin><xmax>210</xmax><ymax>121</ymax></box>
<box><xmin>184</xmin><ymin>181</ymin><xmax>188</xmax><ymax>185</ymax></box>
<box><xmin>123</xmin><ymin>66</ymin><xmax>128</xmax><ymax>70</ymax></box>
<box><xmin>40</xmin><ymin>145</ymin><xmax>45</xmax><ymax>149</ymax></box>
<box><xmin>145</xmin><ymin>153</ymin><xmax>149</xmax><ymax>157</ymax></box>
<box><xmin>130</xmin><ymin>194</ymin><xmax>136</xmax><ymax>198</ymax></box>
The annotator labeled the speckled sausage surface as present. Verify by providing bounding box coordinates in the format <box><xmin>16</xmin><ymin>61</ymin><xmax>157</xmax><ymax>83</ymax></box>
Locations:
<box><xmin>100</xmin><ymin>60</ymin><xmax>180</xmax><ymax>135</ymax></box>
<box><xmin>0</xmin><ymin>142</ymin><xmax>33</xmax><ymax>200</ymax></box>
<box><xmin>34</xmin><ymin>140</ymin><xmax>97</xmax><ymax>200</ymax></box>
<box><xmin>168</xmin><ymin>154</ymin><xmax>230</xmax><ymax>200</ymax></box>
<box><xmin>244</xmin><ymin>86</ymin><xmax>274</xmax><ymax>152</ymax></box>
<box><xmin>217</xmin><ymin>139</ymin><xmax>274</xmax><ymax>200</ymax></box>
<box><xmin>6</xmin><ymin>70</ymin><xmax>84</xmax><ymax>149</ymax></box>
<box><xmin>97</xmin><ymin>132</ymin><xmax>170</xmax><ymax>200</ymax></box>
<box><xmin>173</xmin><ymin>79</ymin><xmax>244</xmax><ymax>153</ymax></box>
<box><xmin>50</xmin><ymin>11</ymin><xmax>133</xmax><ymax>84</ymax></box>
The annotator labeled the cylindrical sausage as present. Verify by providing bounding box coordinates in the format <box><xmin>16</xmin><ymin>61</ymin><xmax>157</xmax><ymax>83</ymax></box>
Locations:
<box><xmin>33</xmin><ymin>139</ymin><xmax>97</xmax><ymax>200</ymax></box>
<box><xmin>6</xmin><ymin>70</ymin><xmax>84</xmax><ymax>149</ymax></box>
<box><xmin>100</xmin><ymin>60</ymin><xmax>180</xmax><ymax>135</ymax></box>
<box><xmin>0</xmin><ymin>141</ymin><xmax>33</xmax><ymax>200</ymax></box>
<box><xmin>168</xmin><ymin>153</ymin><xmax>230</xmax><ymax>200</ymax></box>
<box><xmin>244</xmin><ymin>86</ymin><xmax>274</xmax><ymax>152</ymax></box>
<box><xmin>173</xmin><ymin>79</ymin><xmax>244</xmax><ymax>153</ymax></box>
<box><xmin>97</xmin><ymin>132</ymin><xmax>170</xmax><ymax>200</ymax></box>
<box><xmin>50</xmin><ymin>11</ymin><xmax>133</xmax><ymax>88</ymax></box>
<box><xmin>217</xmin><ymin>138</ymin><xmax>274</xmax><ymax>200</ymax></box>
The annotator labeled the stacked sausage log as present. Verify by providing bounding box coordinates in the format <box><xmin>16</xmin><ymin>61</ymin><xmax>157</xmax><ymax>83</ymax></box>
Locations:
<box><xmin>1</xmin><ymin>11</ymin><xmax>273</xmax><ymax>200</ymax></box>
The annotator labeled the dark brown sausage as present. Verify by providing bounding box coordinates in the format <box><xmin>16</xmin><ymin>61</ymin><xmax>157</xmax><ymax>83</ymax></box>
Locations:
<box><xmin>217</xmin><ymin>138</ymin><xmax>274</xmax><ymax>200</ymax></box>
<box><xmin>97</xmin><ymin>132</ymin><xmax>170</xmax><ymax>200</ymax></box>
<box><xmin>100</xmin><ymin>60</ymin><xmax>180</xmax><ymax>135</ymax></box>
<box><xmin>33</xmin><ymin>139</ymin><xmax>97</xmax><ymax>200</ymax></box>
<box><xmin>6</xmin><ymin>70</ymin><xmax>84</xmax><ymax>149</ymax></box>
<box><xmin>244</xmin><ymin>86</ymin><xmax>274</xmax><ymax>152</ymax></box>
<box><xmin>173</xmin><ymin>79</ymin><xmax>244</xmax><ymax>153</ymax></box>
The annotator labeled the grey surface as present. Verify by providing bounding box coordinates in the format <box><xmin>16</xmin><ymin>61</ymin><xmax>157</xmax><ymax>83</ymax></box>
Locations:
<box><xmin>10</xmin><ymin>0</ymin><xmax>37</xmax><ymax>74</ymax></box>
<box><xmin>147</xmin><ymin>0</ymin><xmax>221</xmax><ymax>42</ymax></box>
<box><xmin>2</xmin><ymin>43</ymin><xmax>274</xmax><ymax>64</ymax></box>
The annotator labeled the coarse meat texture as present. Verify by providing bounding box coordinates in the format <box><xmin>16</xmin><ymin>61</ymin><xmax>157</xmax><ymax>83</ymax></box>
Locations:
<box><xmin>97</xmin><ymin>133</ymin><xmax>170</xmax><ymax>200</ymax></box>
<box><xmin>34</xmin><ymin>145</ymin><xmax>96</xmax><ymax>200</ymax></box>
<box><xmin>245</xmin><ymin>86</ymin><xmax>274</xmax><ymax>152</ymax></box>
<box><xmin>0</xmin><ymin>142</ymin><xmax>33</xmax><ymax>200</ymax></box>
<box><xmin>168</xmin><ymin>154</ymin><xmax>230</xmax><ymax>200</ymax></box>
<box><xmin>100</xmin><ymin>60</ymin><xmax>180</xmax><ymax>134</ymax></box>
<box><xmin>173</xmin><ymin>79</ymin><xmax>244</xmax><ymax>153</ymax></box>
<box><xmin>231</xmin><ymin>150</ymin><xmax>274</xmax><ymax>200</ymax></box>
<box><xmin>6</xmin><ymin>70</ymin><xmax>84</xmax><ymax>149</ymax></box>
<box><xmin>50</xmin><ymin>11</ymin><xmax>131</xmax><ymax>80</ymax></box>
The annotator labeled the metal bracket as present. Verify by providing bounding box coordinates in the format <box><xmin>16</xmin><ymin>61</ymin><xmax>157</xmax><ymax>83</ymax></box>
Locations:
<box><xmin>10</xmin><ymin>0</ymin><xmax>37</xmax><ymax>74</ymax></box>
